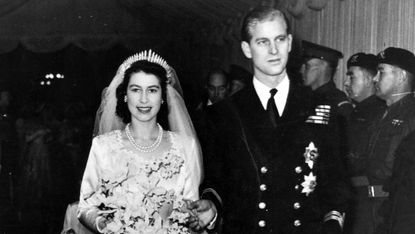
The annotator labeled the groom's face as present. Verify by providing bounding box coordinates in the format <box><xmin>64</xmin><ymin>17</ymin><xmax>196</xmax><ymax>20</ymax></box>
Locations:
<box><xmin>241</xmin><ymin>16</ymin><xmax>292</xmax><ymax>80</ymax></box>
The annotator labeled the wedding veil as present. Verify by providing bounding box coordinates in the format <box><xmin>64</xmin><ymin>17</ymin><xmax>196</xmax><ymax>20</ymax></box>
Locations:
<box><xmin>93</xmin><ymin>50</ymin><xmax>203</xmax><ymax>183</ymax></box>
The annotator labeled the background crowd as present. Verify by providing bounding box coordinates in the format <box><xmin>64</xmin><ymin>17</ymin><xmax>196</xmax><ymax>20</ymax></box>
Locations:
<box><xmin>0</xmin><ymin>92</ymin><xmax>94</xmax><ymax>233</ymax></box>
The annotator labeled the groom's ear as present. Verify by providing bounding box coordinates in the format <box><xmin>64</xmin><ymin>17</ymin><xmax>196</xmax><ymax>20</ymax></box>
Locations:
<box><xmin>241</xmin><ymin>41</ymin><xmax>252</xmax><ymax>59</ymax></box>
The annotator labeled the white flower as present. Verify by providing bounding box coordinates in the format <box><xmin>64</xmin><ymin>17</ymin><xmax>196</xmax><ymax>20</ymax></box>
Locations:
<box><xmin>106</xmin><ymin>218</ymin><xmax>123</xmax><ymax>233</ymax></box>
<box><xmin>102</xmin><ymin>166</ymin><xmax>128</xmax><ymax>184</ymax></box>
<box><xmin>151</xmin><ymin>160</ymin><xmax>161</xmax><ymax>171</ymax></box>
<box><xmin>152</xmin><ymin>187</ymin><xmax>167</xmax><ymax>196</ymax></box>
<box><xmin>86</xmin><ymin>151</ymin><xmax>190</xmax><ymax>233</ymax></box>
<box><xmin>301</xmin><ymin>172</ymin><xmax>317</xmax><ymax>196</ymax></box>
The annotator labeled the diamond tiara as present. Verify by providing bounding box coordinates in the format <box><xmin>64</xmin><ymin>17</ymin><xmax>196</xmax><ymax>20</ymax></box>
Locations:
<box><xmin>119</xmin><ymin>49</ymin><xmax>172</xmax><ymax>78</ymax></box>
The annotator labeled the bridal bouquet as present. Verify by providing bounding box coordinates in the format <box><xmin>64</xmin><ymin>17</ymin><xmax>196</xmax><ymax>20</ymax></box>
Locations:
<box><xmin>88</xmin><ymin>153</ymin><xmax>191</xmax><ymax>234</ymax></box>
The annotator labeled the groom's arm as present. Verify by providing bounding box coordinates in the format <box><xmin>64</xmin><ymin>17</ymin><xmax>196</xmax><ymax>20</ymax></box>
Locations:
<box><xmin>191</xmin><ymin>104</ymin><xmax>228</xmax><ymax>231</ymax></box>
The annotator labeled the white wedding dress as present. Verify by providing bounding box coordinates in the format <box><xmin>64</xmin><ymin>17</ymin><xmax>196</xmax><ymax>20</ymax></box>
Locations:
<box><xmin>77</xmin><ymin>130</ymin><xmax>200</xmax><ymax>234</ymax></box>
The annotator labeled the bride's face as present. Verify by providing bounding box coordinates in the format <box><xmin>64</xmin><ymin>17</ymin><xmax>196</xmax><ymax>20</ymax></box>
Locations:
<box><xmin>126</xmin><ymin>71</ymin><xmax>162</xmax><ymax>123</ymax></box>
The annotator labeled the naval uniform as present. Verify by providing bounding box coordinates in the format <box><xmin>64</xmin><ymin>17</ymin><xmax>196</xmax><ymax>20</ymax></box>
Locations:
<box><xmin>202</xmin><ymin>77</ymin><xmax>351</xmax><ymax>233</ymax></box>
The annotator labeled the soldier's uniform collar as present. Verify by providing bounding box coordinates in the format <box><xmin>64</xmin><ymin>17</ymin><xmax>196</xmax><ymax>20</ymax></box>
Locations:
<box><xmin>315</xmin><ymin>81</ymin><xmax>336</xmax><ymax>95</ymax></box>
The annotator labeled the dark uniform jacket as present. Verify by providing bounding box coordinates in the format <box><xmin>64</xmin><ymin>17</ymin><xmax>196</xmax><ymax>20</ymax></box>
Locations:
<box><xmin>343</xmin><ymin>96</ymin><xmax>386</xmax><ymax>234</ymax></box>
<box><xmin>314</xmin><ymin>82</ymin><xmax>353</xmax><ymax>165</ymax></box>
<box><xmin>379</xmin><ymin>131</ymin><xmax>415</xmax><ymax>234</ymax></box>
<box><xmin>202</xmin><ymin>80</ymin><xmax>351</xmax><ymax>233</ymax></box>
<box><xmin>366</xmin><ymin>94</ymin><xmax>415</xmax><ymax>186</ymax></box>
<box><xmin>347</xmin><ymin>95</ymin><xmax>386</xmax><ymax>176</ymax></box>
<box><xmin>314</xmin><ymin>82</ymin><xmax>353</xmax><ymax>123</ymax></box>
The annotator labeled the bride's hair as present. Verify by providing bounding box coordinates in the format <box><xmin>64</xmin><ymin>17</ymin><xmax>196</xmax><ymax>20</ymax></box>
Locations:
<box><xmin>115</xmin><ymin>60</ymin><xmax>168</xmax><ymax>125</ymax></box>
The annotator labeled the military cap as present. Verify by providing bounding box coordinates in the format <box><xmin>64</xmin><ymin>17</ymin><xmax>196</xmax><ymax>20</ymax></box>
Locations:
<box><xmin>301</xmin><ymin>40</ymin><xmax>343</xmax><ymax>67</ymax></box>
<box><xmin>347</xmin><ymin>53</ymin><xmax>378</xmax><ymax>74</ymax></box>
<box><xmin>377</xmin><ymin>47</ymin><xmax>415</xmax><ymax>75</ymax></box>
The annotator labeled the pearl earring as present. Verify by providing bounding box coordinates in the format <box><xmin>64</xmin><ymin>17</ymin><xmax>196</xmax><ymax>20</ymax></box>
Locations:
<box><xmin>124</xmin><ymin>96</ymin><xmax>127</xmax><ymax>102</ymax></box>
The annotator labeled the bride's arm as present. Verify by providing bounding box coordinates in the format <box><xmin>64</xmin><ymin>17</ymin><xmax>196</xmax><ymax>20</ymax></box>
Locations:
<box><xmin>77</xmin><ymin>137</ymin><xmax>106</xmax><ymax>233</ymax></box>
<box><xmin>183</xmin><ymin>135</ymin><xmax>202</xmax><ymax>201</ymax></box>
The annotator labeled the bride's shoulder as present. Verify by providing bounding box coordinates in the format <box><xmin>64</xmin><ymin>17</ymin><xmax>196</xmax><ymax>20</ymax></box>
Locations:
<box><xmin>93</xmin><ymin>130</ymin><xmax>122</xmax><ymax>145</ymax></box>
<box><xmin>168</xmin><ymin>131</ymin><xmax>196</xmax><ymax>146</ymax></box>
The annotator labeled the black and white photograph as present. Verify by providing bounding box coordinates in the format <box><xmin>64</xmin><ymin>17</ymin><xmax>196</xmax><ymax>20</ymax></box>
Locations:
<box><xmin>0</xmin><ymin>0</ymin><xmax>414</xmax><ymax>233</ymax></box>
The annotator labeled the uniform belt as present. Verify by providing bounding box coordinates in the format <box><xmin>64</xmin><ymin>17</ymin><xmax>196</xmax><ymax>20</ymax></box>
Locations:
<box><xmin>351</xmin><ymin>176</ymin><xmax>389</xmax><ymax>198</ymax></box>
<box><xmin>368</xmin><ymin>185</ymin><xmax>389</xmax><ymax>198</ymax></box>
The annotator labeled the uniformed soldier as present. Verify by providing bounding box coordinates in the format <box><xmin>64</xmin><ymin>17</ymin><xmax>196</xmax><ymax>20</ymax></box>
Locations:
<box><xmin>344</xmin><ymin>53</ymin><xmax>386</xmax><ymax>173</ymax></box>
<box><xmin>189</xmin><ymin>6</ymin><xmax>351</xmax><ymax>234</ymax></box>
<box><xmin>300</xmin><ymin>41</ymin><xmax>353</xmax><ymax>176</ymax></box>
<box><xmin>364</xmin><ymin>47</ymin><xmax>415</xmax><ymax>234</ymax></box>
<box><xmin>301</xmin><ymin>40</ymin><xmax>353</xmax><ymax>122</ymax></box>
<box><xmin>378</xmin><ymin>131</ymin><xmax>415</xmax><ymax>234</ymax></box>
<box><xmin>342</xmin><ymin>53</ymin><xmax>386</xmax><ymax>234</ymax></box>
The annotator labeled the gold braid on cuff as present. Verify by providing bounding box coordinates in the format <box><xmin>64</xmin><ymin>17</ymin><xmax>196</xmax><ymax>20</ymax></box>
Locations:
<box><xmin>323</xmin><ymin>210</ymin><xmax>345</xmax><ymax>228</ymax></box>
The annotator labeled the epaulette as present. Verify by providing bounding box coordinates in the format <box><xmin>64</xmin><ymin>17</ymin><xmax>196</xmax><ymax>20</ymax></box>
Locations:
<box><xmin>338</xmin><ymin>100</ymin><xmax>352</xmax><ymax>107</ymax></box>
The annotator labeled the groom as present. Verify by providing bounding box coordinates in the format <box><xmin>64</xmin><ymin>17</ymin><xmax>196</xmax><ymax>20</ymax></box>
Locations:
<box><xmin>189</xmin><ymin>6</ymin><xmax>351</xmax><ymax>233</ymax></box>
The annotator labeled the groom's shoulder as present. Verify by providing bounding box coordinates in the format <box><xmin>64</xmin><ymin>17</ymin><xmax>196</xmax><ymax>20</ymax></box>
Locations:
<box><xmin>207</xmin><ymin>87</ymin><xmax>251</xmax><ymax>116</ymax></box>
<box><xmin>205</xmin><ymin>98</ymin><xmax>235</xmax><ymax>122</ymax></box>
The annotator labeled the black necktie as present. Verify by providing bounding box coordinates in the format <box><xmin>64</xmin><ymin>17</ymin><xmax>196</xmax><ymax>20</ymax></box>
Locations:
<box><xmin>267</xmin><ymin>88</ymin><xmax>279</xmax><ymax>127</ymax></box>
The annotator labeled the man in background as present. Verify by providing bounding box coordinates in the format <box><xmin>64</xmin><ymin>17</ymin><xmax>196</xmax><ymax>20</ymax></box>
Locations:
<box><xmin>203</xmin><ymin>68</ymin><xmax>230</xmax><ymax>106</ymax></box>
<box><xmin>228</xmin><ymin>64</ymin><xmax>251</xmax><ymax>95</ymax></box>
<box><xmin>365</xmin><ymin>47</ymin><xmax>415</xmax><ymax>233</ymax></box>
<box><xmin>378</xmin><ymin>130</ymin><xmax>415</xmax><ymax>234</ymax></box>
<box><xmin>301</xmin><ymin>41</ymin><xmax>353</xmax><ymax>122</ymax></box>
<box><xmin>193</xmin><ymin>68</ymin><xmax>230</xmax><ymax>142</ymax></box>
<box><xmin>342</xmin><ymin>52</ymin><xmax>386</xmax><ymax>234</ymax></box>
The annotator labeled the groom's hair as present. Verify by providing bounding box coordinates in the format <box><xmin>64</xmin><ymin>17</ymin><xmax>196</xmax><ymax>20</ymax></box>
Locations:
<box><xmin>241</xmin><ymin>6</ymin><xmax>290</xmax><ymax>43</ymax></box>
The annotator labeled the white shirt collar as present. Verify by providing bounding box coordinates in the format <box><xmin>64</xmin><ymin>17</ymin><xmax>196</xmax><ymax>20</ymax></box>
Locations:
<box><xmin>253</xmin><ymin>74</ymin><xmax>290</xmax><ymax>115</ymax></box>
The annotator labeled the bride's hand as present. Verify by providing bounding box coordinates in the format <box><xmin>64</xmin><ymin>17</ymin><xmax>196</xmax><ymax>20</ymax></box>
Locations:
<box><xmin>181</xmin><ymin>199</ymin><xmax>197</xmax><ymax>217</ymax></box>
<box><xmin>186</xmin><ymin>199</ymin><xmax>217</xmax><ymax>232</ymax></box>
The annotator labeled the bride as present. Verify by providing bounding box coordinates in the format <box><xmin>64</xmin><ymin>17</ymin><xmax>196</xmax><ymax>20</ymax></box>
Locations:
<box><xmin>77</xmin><ymin>51</ymin><xmax>203</xmax><ymax>233</ymax></box>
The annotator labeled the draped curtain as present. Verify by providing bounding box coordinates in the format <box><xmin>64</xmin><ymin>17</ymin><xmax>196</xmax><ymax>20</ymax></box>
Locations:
<box><xmin>289</xmin><ymin>0</ymin><xmax>415</xmax><ymax>89</ymax></box>
<box><xmin>1</xmin><ymin>0</ymin><xmax>415</xmax><ymax>92</ymax></box>
<box><xmin>0</xmin><ymin>0</ymin><xmax>169</xmax><ymax>53</ymax></box>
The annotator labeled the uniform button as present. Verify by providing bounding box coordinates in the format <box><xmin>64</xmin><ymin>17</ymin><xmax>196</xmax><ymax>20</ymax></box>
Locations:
<box><xmin>295</xmin><ymin>185</ymin><xmax>300</xmax><ymax>190</ymax></box>
<box><xmin>260</xmin><ymin>166</ymin><xmax>268</xmax><ymax>174</ymax></box>
<box><xmin>258</xmin><ymin>220</ymin><xmax>266</xmax><ymax>227</ymax></box>
<box><xmin>294</xmin><ymin>220</ymin><xmax>301</xmax><ymax>227</ymax></box>
<box><xmin>295</xmin><ymin>166</ymin><xmax>302</xmax><ymax>173</ymax></box>
<box><xmin>293</xmin><ymin>202</ymin><xmax>301</xmax><ymax>209</ymax></box>
<box><xmin>260</xmin><ymin>184</ymin><xmax>267</xmax><ymax>191</ymax></box>
<box><xmin>258</xmin><ymin>202</ymin><xmax>266</xmax><ymax>209</ymax></box>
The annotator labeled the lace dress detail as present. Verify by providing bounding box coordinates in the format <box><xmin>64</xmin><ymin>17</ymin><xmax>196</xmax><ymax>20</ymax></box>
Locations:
<box><xmin>78</xmin><ymin>130</ymin><xmax>199</xmax><ymax>234</ymax></box>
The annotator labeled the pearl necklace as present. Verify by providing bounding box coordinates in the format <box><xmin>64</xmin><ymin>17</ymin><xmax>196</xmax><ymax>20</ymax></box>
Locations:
<box><xmin>125</xmin><ymin>123</ymin><xmax>163</xmax><ymax>153</ymax></box>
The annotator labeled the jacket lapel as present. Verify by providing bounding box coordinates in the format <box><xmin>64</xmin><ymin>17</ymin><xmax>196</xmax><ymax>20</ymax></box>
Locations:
<box><xmin>279</xmin><ymin>82</ymin><xmax>312</xmax><ymax>124</ymax></box>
